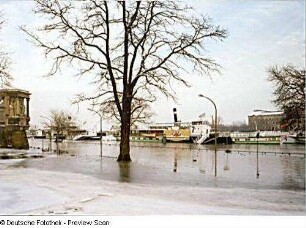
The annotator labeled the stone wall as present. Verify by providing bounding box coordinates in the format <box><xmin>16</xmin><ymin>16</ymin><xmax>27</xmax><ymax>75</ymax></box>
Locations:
<box><xmin>0</xmin><ymin>127</ymin><xmax>29</xmax><ymax>149</ymax></box>
<box><xmin>0</xmin><ymin>128</ymin><xmax>6</xmax><ymax>148</ymax></box>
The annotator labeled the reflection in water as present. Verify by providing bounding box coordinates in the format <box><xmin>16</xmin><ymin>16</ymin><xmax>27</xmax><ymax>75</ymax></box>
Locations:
<box><xmin>210</xmin><ymin>151</ymin><xmax>214</xmax><ymax>173</ymax></box>
<box><xmin>198</xmin><ymin>151</ymin><xmax>206</xmax><ymax>174</ymax></box>
<box><xmin>8</xmin><ymin>159</ymin><xmax>29</xmax><ymax>169</ymax></box>
<box><xmin>223</xmin><ymin>153</ymin><xmax>230</xmax><ymax>171</ymax></box>
<box><xmin>41</xmin><ymin>138</ymin><xmax>44</xmax><ymax>151</ymax></box>
<box><xmin>100</xmin><ymin>159</ymin><xmax>103</xmax><ymax>174</ymax></box>
<box><xmin>256</xmin><ymin>150</ymin><xmax>260</xmax><ymax>179</ymax></box>
<box><xmin>173</xmin><ymin>151</ymin><xmax>178</xmax><ymax>172</ymax></box>
<box><xmin>24</xmin><ymin>139</ymin><xmax>305</xmax><ymax>190</ymax></box>
<box><xmin>49</xmin><ymin>138</ymin><xmax>53</xmax><ymax>152</ymax></box>
<box><xmin>192</xmin><ymin>150</ymin><xmax>198</xmax><ymax>162</ymax></box>
<box><xmin>214</xmin><ymin>150</ymin><xmax>217</xmax><ymax>177</ymax></box>
<box><xmin>281</xmin><ymin>156</ymin><xmax>304</xmax><ymax>189</ymax></box>
<box><xmin>256</xmin><ymin>140</ymin><xmax>260</xmax><ymax>178</ymax></box>
<box><xmin>118</xmin><ymin>162</ymin><xmax>131</xmax><ymax>182</ymax></box>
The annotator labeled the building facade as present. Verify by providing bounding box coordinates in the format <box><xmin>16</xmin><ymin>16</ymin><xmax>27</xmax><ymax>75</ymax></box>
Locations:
<box><xmin>0</xmin><ymin>88</ymin><xmax>31</xmax><ymax>149</ymax></box>
<box><xmin>248</xmin><ymin>110</ymin><xmax>285</xmax><ymax>131</ymax></box>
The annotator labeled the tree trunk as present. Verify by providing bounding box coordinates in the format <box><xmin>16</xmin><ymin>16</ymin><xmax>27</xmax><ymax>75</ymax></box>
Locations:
<box><xmin>117</xmin><ymin>97</ymin><xmax>132</xmax><ymax>162</ymax></box>
<box><xmin>55</xmin><ymin>132</ymin><xmax>59</xmax><ymax>154</ymax></box>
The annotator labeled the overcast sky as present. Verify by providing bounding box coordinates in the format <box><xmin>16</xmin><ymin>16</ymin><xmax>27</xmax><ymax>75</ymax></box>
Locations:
<box><xmin>0</xmin><ymin>0</ymin><xmax>305</xmax><ymax>131</ymax></box>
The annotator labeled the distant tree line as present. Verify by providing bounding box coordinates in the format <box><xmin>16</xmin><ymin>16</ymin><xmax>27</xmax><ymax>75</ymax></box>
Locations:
<box><xmin>218</xmin><ymin>121</ymin><xmax>250</xmax><ymax>132</ymax></box>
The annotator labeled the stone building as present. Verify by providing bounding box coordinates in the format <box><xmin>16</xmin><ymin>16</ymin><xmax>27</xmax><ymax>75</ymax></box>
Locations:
<box><xmin>248</xmin><ymin>110</ymin><xmax>285</xmax><ymax>131</ymax></box>
<box><xmin>0</xmin><ymin>88</ymin><xmax>31</xmax><ymax>149</ymax></box>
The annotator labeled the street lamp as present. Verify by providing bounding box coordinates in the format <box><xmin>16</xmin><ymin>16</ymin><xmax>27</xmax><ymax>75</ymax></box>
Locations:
<box><xmin>40</xmin><ymin>115</ymin><xmax>52</xmax><ymax>152</ymax></box>
<box><xmin>199</xmin><ymin>94</ymin><xmax>218</xmax><ymax>177</ymax></box>
<box><xmin>88</xmin><ymin>108</ymin><xmax>103</xmax><ymax>158</ymax></box>
<box><xmin>256</xmin><ymin>131</ymin><xmax>260</xmax><ymax>178</ymax></box>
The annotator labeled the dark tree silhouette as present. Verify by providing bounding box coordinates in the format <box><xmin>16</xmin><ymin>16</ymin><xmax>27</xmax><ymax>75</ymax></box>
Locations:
<box><xmin>268</xmin><ymin>65</ymin><xmax>305</xmax><ymax>131</ymax></box>
<box><xmin>23</xmin><ymin>1</ymin><xmax>227</xmax><ymax>162</ymax></box>
<box><xmin>98</xmin><ymin>96</ymin><xmax>154</xmax><ymax>127</ymax></box>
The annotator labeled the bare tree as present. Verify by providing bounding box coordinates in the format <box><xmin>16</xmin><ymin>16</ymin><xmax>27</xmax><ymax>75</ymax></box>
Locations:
<box><xmin>43</xmin><ymin>110</ymin><xmax>73</xmax><ymax>140</ymax></box>
<box><xmin>23</xmin><ymin>1</ymin><xmax>227</xmax><ymax>162</ymax></box>
<box><xmin>90</xmin><ymin>96</ymin><xmax>154</xmax><ymax>127</ymax></box>
<box><xmin>268</xmin><ymin>65</ymin><xmax>305</xmax><ymax>131</ymax></box>
<box><xmin>0</xmin><ymin>11</ymin><xmax>12</xmax><ymax>87</ymax></box>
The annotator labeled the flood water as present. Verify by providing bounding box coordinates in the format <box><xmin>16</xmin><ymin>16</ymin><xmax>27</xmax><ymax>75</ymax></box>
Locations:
<box><xmin>13</xmin><ymin>139</ymin><xmax>305</xmax><ymax>191</ymax></box>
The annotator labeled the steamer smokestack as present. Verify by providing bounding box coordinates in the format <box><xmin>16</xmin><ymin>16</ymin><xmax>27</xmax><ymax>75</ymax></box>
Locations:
<box><xmin>173</xmin><ymin>108</ymin><xmax>178</xmax><ymax>123</ymax></box>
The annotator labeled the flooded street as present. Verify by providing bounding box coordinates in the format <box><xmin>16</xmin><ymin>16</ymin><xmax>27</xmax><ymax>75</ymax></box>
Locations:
<box><xmin>1</xmin><ymin>139</ymin><xmax>305</xmax><ymax>215</ymax></box>
<box><xmin>24</xmin><ymin>139</ymin><xmax>305</xmax><ymax>190</ymax></box>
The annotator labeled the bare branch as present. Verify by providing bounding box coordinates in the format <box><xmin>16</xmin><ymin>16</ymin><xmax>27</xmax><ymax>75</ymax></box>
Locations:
<box><xmin>0</xmin><ymin>12</ymin><xmax>12</xmax><ymax>87</ymax></box>
<box><xmin>268</xmin><ymin>64</ymin><xmax>305</xmax><ymax>131</ymax></box>
<box><xmin>24</xmin><ymin>1</ymin><xmax>227</xmax><ymax>160</ymax></box>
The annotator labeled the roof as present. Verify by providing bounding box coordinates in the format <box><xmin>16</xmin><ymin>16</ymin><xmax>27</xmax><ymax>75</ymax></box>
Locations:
<box><xmin>0</xmin><ymin>88</ymin><xmax>31</xmax><ymax>96</ymax></box>
<box><xmin>248</xmin><ymin>110</ymin><xmax>284</xmax><ymax>117</ymax></box>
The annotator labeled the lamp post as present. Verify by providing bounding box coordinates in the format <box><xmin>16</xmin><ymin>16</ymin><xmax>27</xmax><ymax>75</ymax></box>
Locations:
<box><xmin>256</xmin><ymin>131</ymin><xmax>260</xmax><ymax>178</ymax></box>
<box><xmin>88</xmin><ymin>108</ymin><xmax>103</xmax><ymax>158</ymax></box>
<box><xmin>40</xmin><ymin>115</ymin><xmax>52</xmax><ymax>152</ymax></box>
<box><xmin>199</xmin><ymin>94</ymin><xmax>218</xmax><ymax>177</ymax></box>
